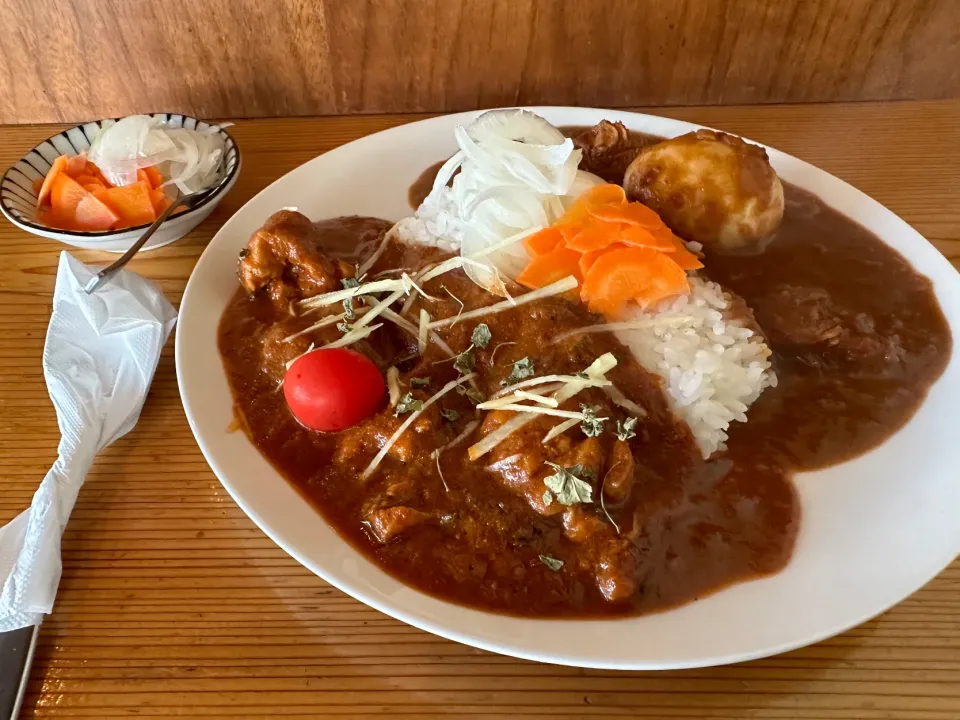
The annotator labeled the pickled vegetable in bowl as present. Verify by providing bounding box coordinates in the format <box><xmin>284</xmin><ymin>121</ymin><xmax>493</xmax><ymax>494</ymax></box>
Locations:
<box><xmin>33</xmin><ymin>114</ymin><xmax>228</xmax><ymax>233</ymax></box>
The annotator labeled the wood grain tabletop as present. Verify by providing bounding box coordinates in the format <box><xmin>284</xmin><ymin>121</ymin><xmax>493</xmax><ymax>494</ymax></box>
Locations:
<box><xmin>0</xmin><ymin>101</ymin><xmax>957</xmax><ymax>719</ymax></box>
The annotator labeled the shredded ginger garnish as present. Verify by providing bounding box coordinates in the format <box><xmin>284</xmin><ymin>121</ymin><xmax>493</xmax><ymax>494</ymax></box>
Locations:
<box><xmin>362</xmin><ymin>373</ymin><xmax>477</xmax><ymax>481</ymax></box>
<box><xmin>467</xmin><ymin>353</ymin><xmax>617</xmax><ymax>461</ymax></box>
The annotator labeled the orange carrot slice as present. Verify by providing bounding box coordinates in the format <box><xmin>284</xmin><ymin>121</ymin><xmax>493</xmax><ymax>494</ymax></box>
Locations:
<box><xmin>71</xmin><ymin>173</ymin><xmax>99</xmax><ymax>186</ymax></box>
<box><xmin>555</xmin><ymin>204</ymin><xmax>591</xmax><ymax>236</ymax></box>
<box><xmin>580</xmin><ymin>246</ymin><xmax>689</xmax><ymax>317</ymax></box>
<box><xmin>64</xmin><ymin>154</ymin><xmax>88</xmax><ymax>177</ymax></box>
<box><xmin>664</xmin><ymin>232</ymin><xmax>704</xmax><ymax>270</ymax></box>
<box><xmin>74</xmin><ymin>193</ymin><xmax>119</xmax><ymax>231</ymax></box>
<box><xmin>566</xmin><ymin>220</ymin><xmax>624</xmax><ymax>253</ymax></box>
<box><xmin>618</xmin><ymin>224</ymin><xmax>675</xmax><ymax>252</ymax></box>
<box><xmin>578</xmin><ymin>184</ymin><xmax>626</xmax><ymax>210</ymax></box>
<box><xmin>556</xmin><ymin>221</ymin><xmax>585</xmax><ymax>247</ymax></box>
<box><xmin>95</xmin><ymin>181</ymin><xmax>156</xmax><ymax>228</ymax></box>
<box><xmin>50</xmin><ymin>173</ymin><xmax>90</xmax><ymax>220</ymax></box>
<box><xmin>592</xmin><ymin>200</ymin><xmax>663</xmax><ymax>227</ymax></box>
<box><xmin>516</xmin><ymin>245</ymin><xmax>583</xmax><ymax>290</ymax></box>
<box><xmin>37</xmin><ymin>156</ymin><xmax>68</xmax><ymax>207</ymax></box>
<box><xmin>141</xmin><ymin>165</ymin><xmax>164</xmax><ymax>189</ymax></box>
<box><xmin>523</xmin><ymin>227</ymin><xmax>564</xmax><ymax>257</ymax></box>
<box><xmin>578</xmin><ymin>244</ymin><xmax>626</xmax><ymax>277</ymax></box>
<box><xmin>555</xmin><ymin>184</ymin><xmax>626</xmax><ymax>231</ymax></box>
<box><xmin>80</xmin><ymin>181</ymin><xmax>108</xmax><ymax>195</ymax></box>
<box><xmin>150</xmin><ymin>188</ymin><xmax>171</xmax><ymax>215</ymax></box>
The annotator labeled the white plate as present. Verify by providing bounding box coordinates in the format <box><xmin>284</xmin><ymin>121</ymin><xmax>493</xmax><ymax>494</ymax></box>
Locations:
<box><xmin>176</xmin><ymin>108</ymin><xmax>960</xmax><ymax>670</ymax></box>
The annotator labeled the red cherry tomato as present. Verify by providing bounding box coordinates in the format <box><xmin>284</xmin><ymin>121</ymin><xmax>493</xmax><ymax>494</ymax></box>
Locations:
<box><xmin>284</xmin><ymin>348</ymin><xmax>385</xmax><ymax>432</ymax></box>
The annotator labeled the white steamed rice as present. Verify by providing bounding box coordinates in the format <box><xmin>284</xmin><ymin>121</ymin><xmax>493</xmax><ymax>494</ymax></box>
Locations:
<box><xmin>616</xmin><ymin>276</ymin><xmax>776</xmax><ymax>457</ymax></box>
<box><xmin>394</xmin><ymin>188</ymin><xmax>462</xmax><ymax>253</ymax></box>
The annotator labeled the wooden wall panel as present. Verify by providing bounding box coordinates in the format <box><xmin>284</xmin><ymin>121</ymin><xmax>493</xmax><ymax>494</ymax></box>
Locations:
<box><xmin>0</xmin><ymin>0</ymin><xmax>958</xmax><ymax>124</ymax></box>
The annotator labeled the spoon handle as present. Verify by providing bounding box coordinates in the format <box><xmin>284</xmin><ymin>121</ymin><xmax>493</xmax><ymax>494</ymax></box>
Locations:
<box><xmin>83</xmin><ymin>192</ymin><xmax>182</xmax><ymax>294</ymax></box>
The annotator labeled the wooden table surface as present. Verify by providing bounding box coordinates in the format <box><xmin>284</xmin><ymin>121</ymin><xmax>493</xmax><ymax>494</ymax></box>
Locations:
<box><xmin>0</xmin><ymin>101</ymin><xmax>958</xmax><ymax>719</ymax></box>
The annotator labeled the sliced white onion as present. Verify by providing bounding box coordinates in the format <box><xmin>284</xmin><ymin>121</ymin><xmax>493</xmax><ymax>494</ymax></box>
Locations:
<box><xmin>87</xmin><ymin>114</ymin><xmax>227</xmax><ymax>193</ymax></box>
<box><xmin>467</xmin><ymin>109</ymin><xmax>566</xmax><ymax>145</ymax></box>
<box><xmin>397</xmin><ymin>110</ymin><xmax>591</xmax><ymax>296</ymax></box>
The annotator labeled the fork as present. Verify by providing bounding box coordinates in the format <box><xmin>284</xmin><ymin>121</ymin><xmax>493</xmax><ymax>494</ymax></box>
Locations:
<box><xmin>84</xmin><ymin>170</ymin><xmax>229</xmax><ymax>294</ymax></box>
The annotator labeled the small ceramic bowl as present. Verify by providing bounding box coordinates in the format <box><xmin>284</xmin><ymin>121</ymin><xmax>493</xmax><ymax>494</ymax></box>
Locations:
<box><xmin>0</xmin><ymin>113</ymin><xmax>240</xmax><ymax>253</ymax></box>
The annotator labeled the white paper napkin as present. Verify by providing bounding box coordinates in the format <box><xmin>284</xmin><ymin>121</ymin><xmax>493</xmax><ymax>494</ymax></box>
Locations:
<box><xmin>0</xmin><ymin>252</ymin><xmax>177</xmax><ymax>631</ymax></box>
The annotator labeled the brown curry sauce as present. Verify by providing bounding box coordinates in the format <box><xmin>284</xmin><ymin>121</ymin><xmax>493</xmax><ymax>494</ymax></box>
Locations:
<box><xmin>218</xmin><ymin>131</ymin><xmax>951</xmax><ymax>618</ymax></box>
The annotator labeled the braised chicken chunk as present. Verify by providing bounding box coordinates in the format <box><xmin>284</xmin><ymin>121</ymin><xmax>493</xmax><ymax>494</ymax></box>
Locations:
<box><xmin>570</xmin><ymin>120</ymin><xmax>648</xmax><ymax>183</ymax></box>
<box><xmin>238</xmin><ymin>211</ymin><xmax>392</xmax><ymax>305</ymax></box>
<box><xmin>755</xmin><ymin>284</ymin><xmax>904</xmax><ymax>370</ymax></box>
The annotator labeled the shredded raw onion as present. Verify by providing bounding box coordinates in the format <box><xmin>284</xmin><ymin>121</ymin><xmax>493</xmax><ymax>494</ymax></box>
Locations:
<box><xmin>380</xmin><ymin>308</ymin><xmax>420</xmax><ymax>338</ymax></box>
<box><xmin>468</xmin><ymin>412</ymin><xmax>537</xmax><ymax>462</ymax></box>
<box><xmin>489</xmin><ymin>341</ymin><xmax>517</xmax><ymax>363</ymax></box>
<box><xmin>429</xmin><ymin>331</ymin><xmax>458</xmax><ymax>359</ymax></box>
<box><xmin>478</xmin><ymin>388</ymin><xmax>560</xmax><ymax>410</ymax></box>
<box><xmin>401</xmin><ymin>273</ymin><xmax>438</xmax><ymax>302</ymax></box>
<box><xmin>417</xmin><ymin>256</ymin><xmax>490</xmax><ymax>283</ymax></box>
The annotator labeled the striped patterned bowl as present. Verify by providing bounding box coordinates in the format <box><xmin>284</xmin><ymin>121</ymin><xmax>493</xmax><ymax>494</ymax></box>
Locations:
<box><xmin>0</xmin><ymin>113</ymin><xmax>240</xmax><ymax>252</ymax></box>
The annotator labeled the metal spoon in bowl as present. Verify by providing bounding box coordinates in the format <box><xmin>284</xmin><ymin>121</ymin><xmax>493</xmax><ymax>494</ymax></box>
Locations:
<box><xmin>83</xmin><ymin>169</ymin><xmax>229</xmax><ymax>294</ymax></box>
